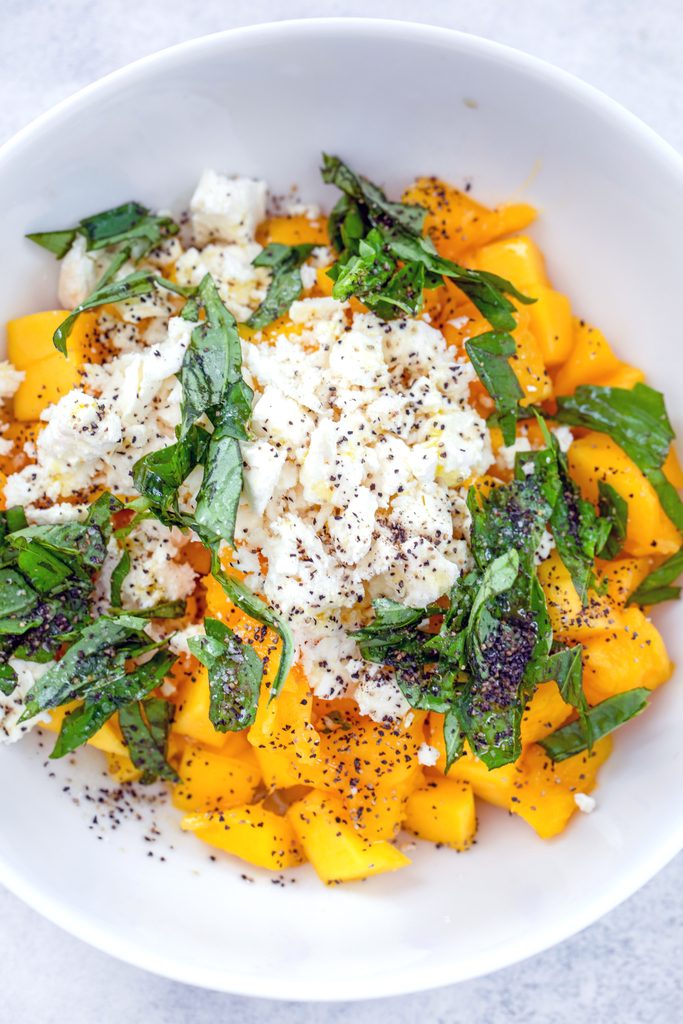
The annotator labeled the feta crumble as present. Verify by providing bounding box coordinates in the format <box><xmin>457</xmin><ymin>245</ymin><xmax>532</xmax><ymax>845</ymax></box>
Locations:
<box><xmin>0</xmin><ymin>659</ymin><xmax>54</xmax><ymax>743</ymax></box>
<box><xmin>235</xmin><ymin>298</ymin><xmax>492</xmax><ymax>720</ymax></box>
<box><xmin>574</xmin><ymin>792</ymin><xmax>596</xmax><ymax>813</ymax></box>
<box><xmin>417</xmin><ymin>743</ymin><xmax>441</xmax><ymax>767</ymax></box>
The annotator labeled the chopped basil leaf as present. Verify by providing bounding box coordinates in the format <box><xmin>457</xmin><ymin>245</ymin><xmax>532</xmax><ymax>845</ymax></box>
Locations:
<box><xmin>443</xmin><ymin>706</ymin><xmax>465</xmax><ymax>772</ymax></box>
<box><xmin>0</xmin><ymin>662</ymin><xmax>17</xmax><ymax>697</ymax></box>
<box><xmin>10</xmin><ymin>522</ymin><xmax>107</xmax><ymax>578</ymax></box>
<box><xmin>53</xmin><ymin>269</ymin><xmax>193</xmax><ymax>355</ymax></box>
<box><xmin>555</xmin><ymin>383</ymin><xmax>683</xmax><ymax>530</ymax></box>
<box><xmin>84</xmin><ymin>491</ymin><xmax>124</xmax><ymax>540</ymax></box>
<box><xmin>179</xmin><ymin>275</ymin><xmax>247</xmax><ymax>438</ymax></box>
<box><xmin>26</xmin><ymin>229</ymin><xmax>77</xmax><ymax>259</ymax></box>
<box><xmin>19</xmin><ymin>614</ymin><xmax>152</xmax><ymax>720</ymax></box>
<box><xmin>465</xmin><ymin>332</ymin><xmax>523</xmax><ymax>445</ymax></box>
<box><xmin>247</xmin><ymin>242</ymin><xmax>315</xmax><ymax>329</ymax></box>
<box><xmin>50</xmin><ymin>649</ymin><xmax>175</xmax><ymax>759</ymax></box>
<box><xmin>132</xmin><ymin>425</ymin><xmax>210</xmax><ymax>514</ymax></box>
<box><xmin>321</xmin><ymin>153</ymin><xmax>532</xmax><ymax>330</ymax></box>
<box><xmin>518</xmin><ymin>420</ymin><xmax>610</xmax><ymax>602</ymax></box>
<box><xmin>0</xmin><ymin>569</ymin><xmax>40</xmax><ymax>626</ymax></box>
<box><xmin>110</xmin><ymin>550</ymin><xmax>131</xmax><ymax>608</ymax></box>
<box><xmin>596</xmin><ymin>481</ymin><xmax>629</xmax><ymax>560</ymax></box>
<box><xmin>211</xmin><ymin>562</ymin><xmax>294</xmax><ymax>702</ymax></box>
<box><xmin>193</xmin><ymin>431</ymin><xmax>243</xmax><ymax>549</ymax></box>
<box><xmin>626</xmin><ymin>547</ymin><xmax>683</xmax><ymax>607</ymax></box>
<box><xmin>27</xmin><ymin>201</ymin><xmax>178</xmax><ymax>261</ymax></box>
<box><xmin>540</xmin><ymin>688</ymin><xmax>650</xmax><ymax>761</ymax></box>
<box><xmin>188</xmin><ymin>617</ymin><xmax>263</xmax><ymax>731</ymax></box>
<box><xmin>119</xmin><ymin>697</ymin><xmax>178</xmax><ymax>784</ymax></box>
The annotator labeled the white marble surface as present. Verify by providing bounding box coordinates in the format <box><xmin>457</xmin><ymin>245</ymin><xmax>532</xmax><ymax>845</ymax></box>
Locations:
<box><xmin>1</xmin><ymin>0</ymin><xmax>682</xmax><ymax>1019</ymax></box>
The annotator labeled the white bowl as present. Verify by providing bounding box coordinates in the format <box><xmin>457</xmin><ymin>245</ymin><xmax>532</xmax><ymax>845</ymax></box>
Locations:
<box><xmin>0</xmin><ymin>18</ymin><xmax>682</xmax><ymax>1001</ymax></box>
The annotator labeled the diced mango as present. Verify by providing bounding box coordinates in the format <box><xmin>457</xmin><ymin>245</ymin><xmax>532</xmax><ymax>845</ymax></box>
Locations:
<box><xmin>343</xmin><ymin>769</ymin><xmax>424</xmax><ymax>841</ymax></box>
<box><xmin>537</xmin><ymin>550</ymin><xmax>616</xmax><ymax>641</ymax></box>
<box><xmin>598</xmin><ymin>364</ymin><xmax>645</xmax><ymax>390</ymax></box>
<box><xmin>473</xmin><ymin>236</ymin><xmax>548</xmax><ymax>290</ymax></box>
<box><xmin>287</xmin><ymin>790</ymin><xmax>410</xmax><ymax>883</ymax></box>
<box><xmin>663</xmin><ymin>446</ymin><xmax>683</xmax><ymax>488</ymax></box>
<box><xmin>182</xmin><ymin>802</ymin><xmax>304</xmax><ymax>870</ymax></box>
<box><xmin>596</xmin><ymin>557</ymin><xmax>653</xmax><ymax>607</ymax></box>
<box><xmin>9</xmin><ymin>311</ymin><xmax>98</xmax><ymax>420</ymax></box>
<box><xmin>106</xmin><ymin>753</ymin><xmax>142</xmax><ymax>784</ymax></box>
<box><xmin>553</xmin><ymin>318</ymin><xmax>643</xmax><ymax>395</ymax></box>
<box><xmin>511</xmin><ymin>318</ymin><xmax>553</xmax><ymax>404</ymax></box>
<box><xmin>403</xmin><ymin>178</ymin><xmax>536</xmax><ymax>259</ymax></box>
<box><xmin>510</xmin><ymin>744</ymin><xmax>579</xmax><ymax>838</ymax></box>
<box><xmin>568</xmin><ymin>433</ymin><xmax>680</xmax><ymax>556</ymax></box>
<box><xmin>581</xmin><ymin>605</ymin><xmax>672</xmax><ymax>705</ymax></box>
<box><xmin>248</xmin><ymin>663</ymin><xmax>320</xmax><ymax>778</ymax></box>
<box><xmin>510</xmin><ymin>740</ymin><xmax>614</xmax><ymax>838</ymax></box>
<box><xmin>172</xmin><ymin>742</ymin><xmax>261</xmax><ymax>812</ymax></box>
<box><xmin>257</xmin><ymin>214</ymin><xmax>328</xmax><ymax>247</ymax></box>
<box><xmin>551</xmin><ymin>736</ymin><xmax>612</xmax><ymax>793</ymax></box>
<box><xmin>6</xmin><ymin>310</ymin><xmax>96</xmax><ymax>369</ymax></box>
<box><xmin>446</xmin><ymin>745</ymin><xmax>519</xmax><ymax>809</ymax></box>
<box><xmin>404</xmin><ymin>778</ymin><xmax>476</xmax><ymax>850</ymax></box>
<box><xmin>554</xmin><ymin>319</ymin><xmax>619</xmax><ymax>395</ymax></box>
<box><xmin>527</xmin><ymin>285</ymin><xmax>573</xmax><ymax>366</ymax></box>
<box><xmin>521</xmin><ymin>680</ymin><xmax>573</xmax><ymax>745</ymax></box>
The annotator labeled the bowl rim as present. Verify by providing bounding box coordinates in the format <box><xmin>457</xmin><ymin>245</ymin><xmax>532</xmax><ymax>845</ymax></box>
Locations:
<box><xmin>1</xmin><ymin>16</ymin><xmax>683</xmax><ymax>1001</ymax></box>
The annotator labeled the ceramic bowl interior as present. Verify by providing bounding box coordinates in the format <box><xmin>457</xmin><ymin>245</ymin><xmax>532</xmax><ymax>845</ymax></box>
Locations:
<box><xmin>0</xmin><ymin>19</ymin><xmax>682</xmax><ymax>1000</ymax></box>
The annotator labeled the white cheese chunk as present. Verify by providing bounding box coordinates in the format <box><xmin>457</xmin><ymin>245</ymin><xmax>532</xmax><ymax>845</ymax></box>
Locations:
<box><xmin>0</xmin><ymin>360</ymin><xmax>24</xmax><ymax>400</ymax></box>
<box><xmin>190</xmin><ymin>170</ymin><xmax>267</xmax><ymax>246</ymax></box>
<box><xmin>1</xmin><ymin>659</ymin><xmax>54</xmax><ymax>743</ymax></box>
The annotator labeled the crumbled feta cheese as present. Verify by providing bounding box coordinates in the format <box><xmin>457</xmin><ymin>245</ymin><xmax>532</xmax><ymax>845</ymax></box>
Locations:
<box><xmin>0</xmin><ymin>360</ymin><xmax>24</xmax><ymax>400</ymax></box>
<box><xmin>235</xmin><ymin>299</ymin><xmax>491</xmax><ymax>719</ymax></box>
<box><xmin>534</xmin><ymin>529</ymin><xmax>556</xmax><ymax>565</ymax></box>
<box><xmin>497</xmin><ymin>435</ymin><xmax>533</xmax><ymax>472</ymax></box>
<box><xmin>417</xmin><ymin>743</ymin><xmax>440</xmax><ymax>767</ymax></box>
<box><xmin>300</xmin><ymin>263</ymin><xmax>318</xmax><ymax>291</ymax></box>
<box><xmin>354</xmin><ymin>667</ymin><xmax>411</xmax><ymax>723</ymax></box>
<box><xmin>25</xmin><ymin>502</ymin><xmax>89</xmax><ymax>525</ymax></box>
<box><xmin>57</xmin><ymin>234</ymin><xmax>100</xmax><ymax>308</ymax></box>
<box><xmin>117</xmin><ymin>519</ymin><xmax>196</xmax><ymax>611</ymax></box>
<box><xmin>5</xmin><ymin>389</ymin><xmax>122</xmax><ymax>505</ymax></box>
<box><xmin>574</xmin><ymin>792</ymin><xmax>596</xmax><ymax>813</ymax></box>
<box><xmin>0</xmin><ymin>659</ymin><xmax>54</xmax><ymax>742</ymax></box>
<box><xmin>190</xmin><ymin>170</ymin><xmax>267</xmax><ymax>246</ymax></box>
<box><xmin>553</xmin><ymin>425</ymin><xmax>575</xmax><ymax>453</ymax></box>
<box><xmin>175</xmin><ymin>242</ymin><xmax>268</xmax><ymax>322</ymax></box>
<box><xmin>241</xmin><ymin>439</ymin><xmax>285</xmax><ymax>515</ymax></box>
<box><xmin>5</xmin><ymin>316</ymin><xmax>194</xmax><ymax>506</ymax></box>
<box><xmin>169</xmin><ymin>623</ymin><xmax>206</xmax><ymax>657</ymax></box>
<box><xmin>4</xmin><ymin>176</ymin><xmax>500</xmax><ymax>730</ymax></box>
<box><xmin>328</xmin><ymin>487</ymin><xmax>377</xmax><ymax>565</ymax></box>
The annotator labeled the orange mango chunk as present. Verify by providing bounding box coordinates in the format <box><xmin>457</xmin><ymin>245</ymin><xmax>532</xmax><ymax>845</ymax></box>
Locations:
<box><xmin>403</xmin><ymin>178</ymin><xmax>536</xmax><ymax>259</ymax></box>
<box><xmin>568</xmin><ymin>433</ymin><xmax>680</xmax><ymax>556</ymax></box>
<box><xmin>172</xmin><ymin>742</ymin><xmax>261</xmax><ymax>812</ymax></box>
<box><xmin>182</xmin><ymin>801</ymin><xmax>304</xmax><ymax>870</ymax></box>
<box><xmin>287</xmin><ymin>790</ymin><xmax>409</xmax><ymax>883</ymax></box>
<box><xmin>521</xmin><ymin>680</ymin><xmax>573</xmax><ymax>746</ymax></box>
<box><xmin>404</xmin><ymin>778</ymin><xmax>476</xmax><ymax>850</ymax></box>
<box><xmin>581</xmin><ymin>606</ymin><xmax>672</xmax><ymax>705</ymax></box>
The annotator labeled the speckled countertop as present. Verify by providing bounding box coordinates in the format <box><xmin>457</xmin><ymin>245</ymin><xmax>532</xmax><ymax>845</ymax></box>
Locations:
<box><xmin>1</xmin><ymin>1</ymin><xmax>682</xmax><ymax>1020</ymax></box>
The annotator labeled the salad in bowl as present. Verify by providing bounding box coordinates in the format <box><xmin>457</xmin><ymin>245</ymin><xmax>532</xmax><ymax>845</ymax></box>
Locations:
<box><xmin>0</xmin><ymin>154</ymin><xmax>679</xmax><ymax>884</ymax></box>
